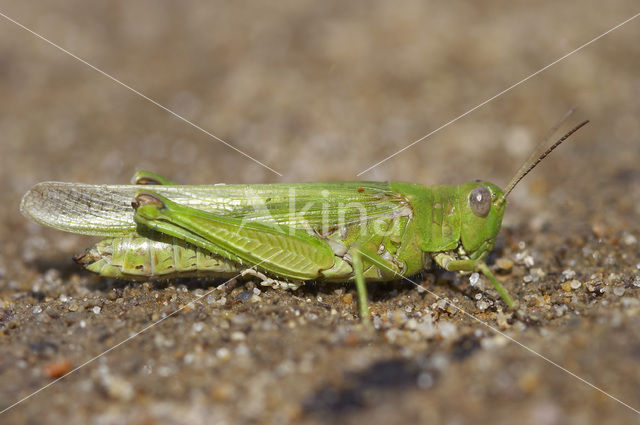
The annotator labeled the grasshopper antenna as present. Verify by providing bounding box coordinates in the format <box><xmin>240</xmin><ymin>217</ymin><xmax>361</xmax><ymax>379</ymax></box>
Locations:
<box><xmin>497</xmin><ymin>114</ymin><xmax>589</xmax><ymax>207</ymax></box>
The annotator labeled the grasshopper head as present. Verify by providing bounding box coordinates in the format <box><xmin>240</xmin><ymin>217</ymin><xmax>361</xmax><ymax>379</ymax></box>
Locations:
<box><xmin>458</xmin><ymin>181</ymin><xmax>505</xmax><ymax>259</ymax></box>
<box><xmin>458</xmin><ymin>119</ymin><xmax>590</xmax><ymax>260</ymax></box>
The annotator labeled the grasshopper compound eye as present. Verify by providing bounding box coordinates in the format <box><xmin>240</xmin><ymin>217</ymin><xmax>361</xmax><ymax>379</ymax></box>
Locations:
<box><xmin>469</xmin><ymin>186</ymin><xmax>491</xmax><ymax>217</ymax></box>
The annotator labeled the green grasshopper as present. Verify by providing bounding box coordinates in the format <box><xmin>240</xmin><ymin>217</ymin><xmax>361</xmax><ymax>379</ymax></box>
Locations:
<box><xmin>20</xmin><ymin>121</ymin><xmax>589</xmax><ymax>322</ymax></box>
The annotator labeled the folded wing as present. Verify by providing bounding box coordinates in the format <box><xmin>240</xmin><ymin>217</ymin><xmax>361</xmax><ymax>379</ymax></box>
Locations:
<box><xmin>21</xmin><ymin>181</ymin><xmax>411</xmax><ymax>236</ymax></box>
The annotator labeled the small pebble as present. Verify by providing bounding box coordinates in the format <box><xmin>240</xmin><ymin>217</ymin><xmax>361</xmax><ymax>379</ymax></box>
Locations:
<box><xmin>211</xmin><ymin>383</ymin><xmax>235</xmax><ymax>402</ymax></box>
<box><xmin>416</xmin><ymin>318</ymin><xmax>435</xmax><ymax>338</ymax></box>
<box><xmin>518</xmin><ymin>371</ymin><xmax>540</xmax><ymax>393</ymax></box>
<box><xmin>183</xmin><ymin>353</ymin><xmax>195</xmax><ymax>365</ymax></box>
<box><xmin>476</xmin><ymin>300</ymin><xmax>490</xmax><ymax>311</ymax></box>
<box><xmin>44</xmin><ymin>359</ymin><xmax>73</xmax><ymax>379</ymax></box>
<box><xmin>231</xmin><ymin>331</ymin><xmax>246</xmax><ymax>341</ymax></box>
<box><xmin>497</xmin><ymin>310</ymin><xmax>508</xmax><ymax>329</ymax></box>
<box><xmin>561</xmin><ymin>269</ymin><xmax>576</xmax><ymax>281</ymax></box>
<box><xmin>216</xmin><ymin>347</ymin><xmax>231</xmax><ymax>361</ymax></box>
<box><xmin>235</xmin><ymin>344</ymin><xmax>250</xmax><ymax>357</ymax></box>
<box><xmin>235</xmin><ymin>291</ymin><xmax>253</xmax><ymax>302</ymax></box>
<box><xmin>92</xmin><ymin>306</ymin><xmax>101</xmax><ymax>314</ymax></box>
<box><xmin>68</xmin><ymin>303</ymin><xmax>79</xmax><ymax>312</ymax></box>
<box><xmin>102</xmin><ymin>375</ymin><xmax>135</xmax><ymax>401</ymax></box>
<box><xmin>530</xmin><ymin>268</ymin><xmax>545</xmax><ymax>280</ymax></box>
<box><xmin>438</xmin><ymin>321</ymin><xmax>457</xmax><ymax>339</ymax></box>
<box><xmin>622</xmin><ymin>233</ymin><xmax>637</xmax><ymax>245</ymax></box>
<box><xmin>569</xmin><ymin>280</ymin><xmax>582</xmax><ymax>290</ymax></box>
<box><xmin>591</xmin><ymin>222</ymin><xmax>608</xmax><ymax>238</ymax></box>
<box><xmin>385</xmin><ymin>328</ymin><xmax>402</xmax><ymax>343</ymax></box>
<box><xmin>622</xmin><ymin>297</ymin><xmax>640</xmax><ymax>307</ymax></box>
<box><xmin>405</xmin><ymin>318</ymin><xmax>418</xmax><ymax>330</ymax></box>
<box><xmin>436</xmin><ymin>299</ymin><xmax>448</xmax><ymax>311</ymax></box>
<box><xmin>607</xmin><ymin>273</ymin><xmax>620</xmax><ymax>284</ymax></box>
<box><xmin>554</xmin><ymin>304</ymin><xmax>568</xmax><ymax>317</ymax></box>
<box><xmin>32</xmin><ymin>305</ymin><xmax>42</xmax><ymax>314</ymax></box>
<box><xmin>417</xmin><ymin>373</ymin><xmax>434</xmax><ymax>389</ymax></box>
<box><xmin>613</xmin><ymin>287</ymin><xmax>625</xmax><ymax>296</ymax></box>
<box><xmin>496</xmin><ymin>258</ymin><xmax>513</xmax><ymax>271</ymax></box>
<box><xmin>231</xmin><ymin>314</ymin><xmax>249</xmax><ymax>325</ymax></box>
<box><xmin>469</xmin><ymin>273</ymin><xmax>480</xmax><ymax>286</ymax></box>
<box><xmin>372</xmin><ymin>315</ymin><xmax>383</xmax><ymax>329</ymax></box>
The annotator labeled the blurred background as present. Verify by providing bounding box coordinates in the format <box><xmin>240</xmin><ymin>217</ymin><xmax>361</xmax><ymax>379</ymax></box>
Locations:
<box><xmin>1</xmin><ymin>1</ymin><xmax>638</xmax><ymax>221</ymax></box>
<box><xmin>0</xmin><ymin>1</ymin><xmax>639</xmax><ymax>424</ymax></box>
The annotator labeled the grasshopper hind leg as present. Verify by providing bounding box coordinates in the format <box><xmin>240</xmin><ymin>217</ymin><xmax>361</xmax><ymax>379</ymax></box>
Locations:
<box><xmin>132</xmin><ymin>190</ymin><xmax>378</xmax><ymax>323</ymax></box>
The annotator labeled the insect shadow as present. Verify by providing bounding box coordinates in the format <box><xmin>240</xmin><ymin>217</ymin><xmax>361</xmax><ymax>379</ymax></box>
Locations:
<box><xmin>303</xmin><ymin>357</ymin><xmax>434</xmax><ymax>418</ymax></box>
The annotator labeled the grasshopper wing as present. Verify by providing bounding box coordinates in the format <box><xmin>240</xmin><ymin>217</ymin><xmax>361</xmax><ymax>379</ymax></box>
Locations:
<box><xmin>21</xmin><ymin>181</ymin><xmax>411</xmax><ymax>236</ymax></box>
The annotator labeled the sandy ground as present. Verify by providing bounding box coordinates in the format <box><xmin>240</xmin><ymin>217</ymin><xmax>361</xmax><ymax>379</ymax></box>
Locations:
<box><xmin>1</xmin><ymin>1</ymin><xmax>639</xmax><ymax>424</ymax></box>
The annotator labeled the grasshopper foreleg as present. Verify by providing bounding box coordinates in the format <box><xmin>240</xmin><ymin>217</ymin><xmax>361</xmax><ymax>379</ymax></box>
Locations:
<box><xmin>434</xmin><ymin>253</ymin><xmax>515</xmax><ymax>308</ymax></box>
